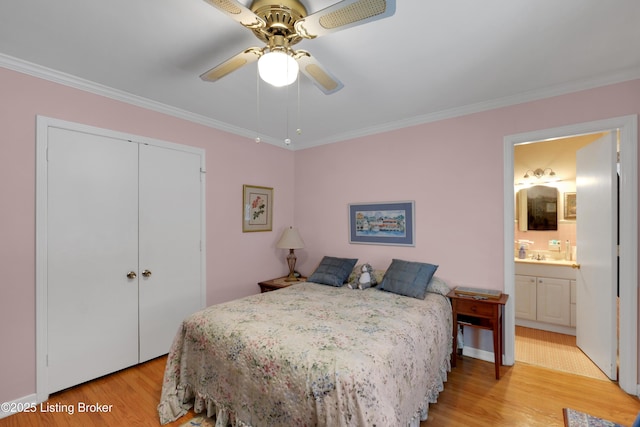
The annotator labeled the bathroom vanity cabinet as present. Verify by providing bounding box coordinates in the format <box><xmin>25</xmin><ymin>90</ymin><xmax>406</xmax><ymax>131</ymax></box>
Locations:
<box><xmin>515</xmin><ymin>261</ymin><xmax>576</xmax><ymax>335</ymax></box>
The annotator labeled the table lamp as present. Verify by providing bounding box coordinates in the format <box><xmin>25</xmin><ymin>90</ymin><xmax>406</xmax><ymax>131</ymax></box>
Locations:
<box><xmin>276</xmin><ymin>226</ymin><xmax>305</xmax><ymax>281</ymax></box>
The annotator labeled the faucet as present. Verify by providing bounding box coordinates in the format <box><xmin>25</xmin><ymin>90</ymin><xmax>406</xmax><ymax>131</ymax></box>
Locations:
<box><xmin>530</xmin><ymin>252</ymin><xmax>546</xmax><ymax>261</ymax></box>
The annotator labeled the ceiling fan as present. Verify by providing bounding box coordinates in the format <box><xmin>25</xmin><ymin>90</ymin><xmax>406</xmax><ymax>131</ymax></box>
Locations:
<box><xmin>199</xmin><ymin>0</ymin><xmax>396</xmax><ymax>94</ymax></box>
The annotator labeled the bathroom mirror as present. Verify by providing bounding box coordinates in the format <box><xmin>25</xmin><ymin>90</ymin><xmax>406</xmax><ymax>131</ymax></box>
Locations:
<box><xmin>517</xmin><ymin>185</ymin><xmax>558</xmax><ymax>231</ymax></box>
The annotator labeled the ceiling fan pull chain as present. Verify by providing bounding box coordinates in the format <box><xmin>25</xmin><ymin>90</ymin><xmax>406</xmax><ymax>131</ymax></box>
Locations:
<box><xmin>255</xmin><ymin>67</ymin><xmax>261</xmax><ymax>143</ymax></box>
<box><xmin>284</xmin><ymin>83</ymin><xmax>291</xmax><ymax>145</ymax></box>
<box><xmin>296</xmin><ymin>76</ymin><xmax>302</xmax><ymax>136</ymax></box>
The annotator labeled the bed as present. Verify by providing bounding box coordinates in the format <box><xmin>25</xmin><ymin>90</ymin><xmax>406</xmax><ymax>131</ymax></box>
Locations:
<box><xmin>158</xmin><ymin>259</ymin><xmax>452</xmax><ymax>426</ymax></box>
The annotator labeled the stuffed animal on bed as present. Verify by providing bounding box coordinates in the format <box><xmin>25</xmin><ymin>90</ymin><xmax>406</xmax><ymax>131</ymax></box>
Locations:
<box><xmin>348</xmin><ymin>263</ymin><xmax>377</xmax><ymax>290</ymax></box>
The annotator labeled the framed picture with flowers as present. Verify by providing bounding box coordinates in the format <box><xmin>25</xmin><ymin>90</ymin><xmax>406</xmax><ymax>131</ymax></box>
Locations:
<box><xmin>243</xmin><ymin>184</ymin><xmax>273</xmax><ymax>232</ymax></box>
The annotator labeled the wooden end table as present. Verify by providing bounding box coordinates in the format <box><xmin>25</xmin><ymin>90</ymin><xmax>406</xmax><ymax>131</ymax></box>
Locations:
<box><xmin>258</xmin><ymin>276</ymin><xmax>307</xmax><ymax>293</ymax></box>
<box><xmin>448</xmin><ymin>289</ymin><xmax>509</xmax><ymax>379</ymax></box>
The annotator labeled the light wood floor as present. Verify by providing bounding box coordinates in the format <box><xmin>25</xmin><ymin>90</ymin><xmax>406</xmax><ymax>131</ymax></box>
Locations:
<box><xmin>1</xmin><ymin>355</ymin><xmax>638</xmax><ymax>427</ymax></box>
<box><xmin>515</xmin><ymin>326</ymin><xmax>608</xmax><ymax>380</ymax></box>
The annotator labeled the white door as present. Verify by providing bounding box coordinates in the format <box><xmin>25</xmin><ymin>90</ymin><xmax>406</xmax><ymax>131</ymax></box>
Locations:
<box><xmin>575</xmin><ymin>133</ymin><xmax>617</xmax><ymax>380</ymax></box>
<box><xmin>138</xmin><ymin>144</ymin><xmax>203</xmax><ymax>362</ymax></box>
<box><xmin>47</xmin><ymin>128</ymin><xmax>140</xmax><ymax>393</ymax></box>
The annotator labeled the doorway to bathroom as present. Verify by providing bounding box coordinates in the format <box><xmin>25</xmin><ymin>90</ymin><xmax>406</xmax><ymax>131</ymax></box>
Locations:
<box><xmin>503</xmin><ymin>115</ymin><xmax>637</xmax><ymax>394</ymax></box>
<box><xmin>513</xmin><ymin>132</ymin><xmax>609</xmax><ymax>379</ymax></box>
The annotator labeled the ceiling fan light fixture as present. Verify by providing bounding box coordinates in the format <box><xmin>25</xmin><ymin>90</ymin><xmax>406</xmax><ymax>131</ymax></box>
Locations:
<box><xmin>258</xmin><ymin>50</ymin><xmax>299</xmax><ymax>87</ymax></box>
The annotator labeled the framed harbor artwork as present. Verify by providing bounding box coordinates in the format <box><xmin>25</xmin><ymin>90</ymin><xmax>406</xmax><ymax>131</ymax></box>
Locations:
<box><xmin>348</xmin><ymin>201</ymin><xmax>415</xmax><ymax>246</ymax></box>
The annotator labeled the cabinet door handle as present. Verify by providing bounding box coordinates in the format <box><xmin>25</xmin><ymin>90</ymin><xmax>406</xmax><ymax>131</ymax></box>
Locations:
<box><xmin>126</xmin><ymin>271</ymin><xmax>137</xmax><ymax>279</ymax></box>
<box><xmin>141</xmin><ymin>269</ymin><xmax>152</xmax><ymax>278</ymax></box>
<box><xmin>571</xmin><ymin>263</ymin><xmax>581</xmax><ymax>269</ymax></box>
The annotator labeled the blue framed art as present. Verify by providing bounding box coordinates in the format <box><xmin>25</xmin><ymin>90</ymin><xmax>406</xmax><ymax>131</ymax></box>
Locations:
<box><xmin>348</xmin><ymin>201</ymin><xmax>415</xmax><ymax>246</ymax></box>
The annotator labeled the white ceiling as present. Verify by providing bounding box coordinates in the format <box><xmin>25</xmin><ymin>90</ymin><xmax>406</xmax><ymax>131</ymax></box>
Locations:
<box><xmin>1</xmin><ymin>0</ymin><xmax>639</xmax><ymax>150</ymax></box>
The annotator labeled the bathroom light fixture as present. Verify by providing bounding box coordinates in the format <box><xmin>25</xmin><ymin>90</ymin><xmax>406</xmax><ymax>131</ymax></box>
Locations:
<box><xmin>523</xmin><ymin>168</ymin><xmax>556</xmax><ymax>179</ymax></box>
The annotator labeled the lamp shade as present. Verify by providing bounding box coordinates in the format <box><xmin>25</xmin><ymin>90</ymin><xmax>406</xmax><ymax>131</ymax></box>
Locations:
<box><xmin>276</xmin><ymin>227</ymin><xmax>305</xmax><ymax>249</ymax></box>
<box><xmin>258</xmin><ymin>51</ymin><xmax>299</xmax><ymax>87</ymax></box>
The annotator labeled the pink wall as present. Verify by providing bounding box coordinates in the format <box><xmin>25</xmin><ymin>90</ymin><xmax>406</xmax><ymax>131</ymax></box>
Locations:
<box><xmin>0</xmin><ymin>67</ymin><xmax>295</xmax><ymax>404</ymax></box>
<box><xmin>294</xmin><ymin>118</ymin><xmax>506</xmax><ymax>286</ymax></box>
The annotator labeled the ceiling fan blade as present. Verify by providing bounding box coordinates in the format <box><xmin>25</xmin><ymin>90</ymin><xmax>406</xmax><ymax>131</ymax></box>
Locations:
<box><xmin>200</xmin><ymin>47</ymin><xmax>263</xmax><ymax>82</ymax></box>
<box><xmin>294</xmin><ymin>0</ymin><xmax>395</xmax><ymax>39</ymax></box>
<box><xmin>294</xmin><ymin>50</ymin><xmax>344</xmax><ymax>95</ymax></box>
<box><xmin>202</xmin><ymin>0</ymin><xmax>266</xmax><ymax>29</ymax></box>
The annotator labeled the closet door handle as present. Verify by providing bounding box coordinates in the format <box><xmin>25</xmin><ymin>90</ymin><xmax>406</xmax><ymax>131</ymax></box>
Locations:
<box><xmin>141</xmin><ymin>269</ymin><xmax>152</xmax><ymax>278</ymax></box>
<box><xmin>126</xmin><ymin>271</ymin><xmax>137</xmax><ymax>279</ymax></box>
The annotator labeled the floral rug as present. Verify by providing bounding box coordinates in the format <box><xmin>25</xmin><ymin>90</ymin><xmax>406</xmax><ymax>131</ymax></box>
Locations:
<box><xmin>179</xmin><ymin>416</ymin><xmax>216</xmax><ymax>427</ymax></box>
<box><xmin>563</xmin><ymin>408</ymin><xmax>624</xmax><ymax>427</ymax></box>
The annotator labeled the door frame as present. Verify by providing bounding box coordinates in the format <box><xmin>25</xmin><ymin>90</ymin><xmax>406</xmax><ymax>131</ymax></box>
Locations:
<box><xmin>35</xmin><ymin>116</ymin><xmax>207</xmax><ymax>402</ymax></box>
<box><xmin>503</xmin><ymin>115</ymin><xmax>638</xmax><ymax>395</ymax></box>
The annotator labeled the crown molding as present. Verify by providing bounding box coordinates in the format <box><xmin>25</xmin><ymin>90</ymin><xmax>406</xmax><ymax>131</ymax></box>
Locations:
<box><xmin>300</xmin><ymin>67</ymin><xmax>640</xmax><ymax>150</ymax></box>
<box><xmin>0</xmin><ymin>53</ymin><xmax>292</xmax><ymax>148</ymax></box>
<box><xmin>2</xmin><ymin>52</ymin><xmax>638</xmax><ymax>151</ymax></box>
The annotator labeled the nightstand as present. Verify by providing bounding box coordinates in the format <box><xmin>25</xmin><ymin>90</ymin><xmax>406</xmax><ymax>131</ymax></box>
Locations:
<box><xmin>258</xmin><ymin>276</ymin><xmax>307</xmax><ymax>293</ymax></box>
<box><xmin>447</xmin><ymin>289</ymin><xmax>509</xmax><ymax>379</ymax></box>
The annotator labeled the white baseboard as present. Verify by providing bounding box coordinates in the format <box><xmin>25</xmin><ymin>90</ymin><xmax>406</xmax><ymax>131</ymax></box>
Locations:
<box><xmin>0</xmin><ymin>394</ymin><xmax>37</xmax><ymax>419</ymax></box>
<box><xmin>461</xmin><ymin>346</ymin><xmax>513</xmax><ymax>367</ymax></box>
<box><xmin>462</xmin><ymin>346</ymin><xmax>496</xmax><ymax>364</ymax></box>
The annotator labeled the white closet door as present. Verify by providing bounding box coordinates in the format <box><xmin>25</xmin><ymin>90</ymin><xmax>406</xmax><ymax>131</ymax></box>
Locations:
<box><xmin>47</xmin><ymin>128</ymin><xmax>139</xmax><ymax>393</ymax></box>
<box><xmin>138</xmin><ymin>144</ymin><xmax>203</xmax><ymax>362</ymax></box>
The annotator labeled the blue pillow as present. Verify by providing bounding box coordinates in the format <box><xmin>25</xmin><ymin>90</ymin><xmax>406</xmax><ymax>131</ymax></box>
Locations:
<box><xmin>308</xmin><ymin>256</ymin><xmax>358</xmax><ymax>287</ymax></box>
<box><xmin>379</xmin><ymin>259</ymin><xmax>439</xmax><ymax>299</ymax></box>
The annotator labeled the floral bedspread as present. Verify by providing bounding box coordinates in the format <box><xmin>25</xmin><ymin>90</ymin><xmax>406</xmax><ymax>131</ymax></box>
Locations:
<box><xmin>158</xmin><ymin>282</ymin><xmax>452</xmax><ymax>426</ymax></box>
